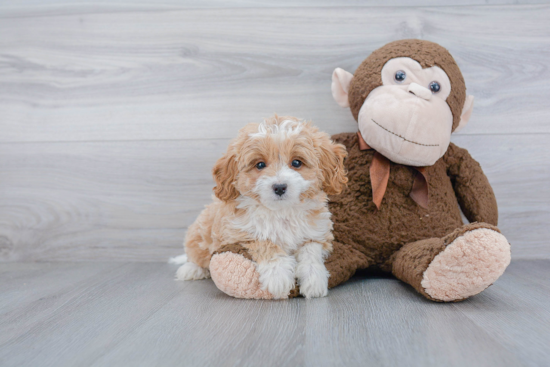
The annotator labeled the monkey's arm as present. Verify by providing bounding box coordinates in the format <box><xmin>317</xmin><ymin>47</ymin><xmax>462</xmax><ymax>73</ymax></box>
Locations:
<box><xmin>444</xmin><ymin>143</ymin><xmax>498</xmax><ymax>226</ymax></box>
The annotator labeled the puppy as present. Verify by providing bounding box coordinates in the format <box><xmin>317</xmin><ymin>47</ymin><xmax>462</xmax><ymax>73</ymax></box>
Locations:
<box><xmin>173</xmin><ymin>115</ymin><xmax>347</xmax><ymax>298</ymax></box>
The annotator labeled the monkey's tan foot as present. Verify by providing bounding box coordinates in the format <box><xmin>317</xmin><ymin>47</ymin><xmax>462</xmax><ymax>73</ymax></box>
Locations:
<box><xmin>393</xmin><ymin>223</ymin><xmax>511</xmax><ymax>302</ymax></box>
<box><xmin>210</xmin><ymin>244</ymin><xmax>299</xmax><ymax>300</ymax></box>
<box><xmin>421</xmin><ymin>223</ymin><xmax>511</xmax><ymax>302</ymax></box>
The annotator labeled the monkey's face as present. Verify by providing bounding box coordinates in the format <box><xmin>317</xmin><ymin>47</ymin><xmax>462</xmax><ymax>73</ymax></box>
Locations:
<box><xmin>331</xmin><ymin>40</ymin><xmax>474</xmax><ymax>168</ymax></box>
<box><xmin>358</xmin><ymin>57</ymin><xmax>453</xmax><ymax>166</ymax></box>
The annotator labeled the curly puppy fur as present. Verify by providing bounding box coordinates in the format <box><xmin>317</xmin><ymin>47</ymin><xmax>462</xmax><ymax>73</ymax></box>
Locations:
<box><xmin>175</xmin><ymin>115</ymin><xmax>347</xmax><ymax>299</ymax></box>
<box><xmin>208</xmin><ymin>40</ymin><xmax>511</xmax><ymax>302</ymax></box>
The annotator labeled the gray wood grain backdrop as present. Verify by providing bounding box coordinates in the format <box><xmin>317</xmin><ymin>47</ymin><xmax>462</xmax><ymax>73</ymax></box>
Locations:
<box><xmin>1</xmin><ymin>1</ymin><xmax>549</xmax><ymax>262</ymax></box>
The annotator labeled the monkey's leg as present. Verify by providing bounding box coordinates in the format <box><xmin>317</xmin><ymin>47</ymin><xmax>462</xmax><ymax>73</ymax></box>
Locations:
<box><xmin>325</xmin><ymin>241</ymin><xmax>370</xmax><ymax>289</ymax></box>
<box><xmin>209</xmin><ymin>241</ymin><xmax>369</xmax><ymax>299</ymax></box>
<box><xmin>209</xmin><ymin>244</ymin><xmax>297</xmax><ymax>300</ymax></box>
<box><xmin>391</xmin><ymin>222</ymin><xmax>511</xmax><ymax>302</ymax></box>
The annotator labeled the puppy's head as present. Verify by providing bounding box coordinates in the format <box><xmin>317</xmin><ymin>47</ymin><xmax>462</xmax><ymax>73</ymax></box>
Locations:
<box><xmin>213</xmin><ymin>115</ymin><xmax>348</xmax><ymax>210</ymax></box>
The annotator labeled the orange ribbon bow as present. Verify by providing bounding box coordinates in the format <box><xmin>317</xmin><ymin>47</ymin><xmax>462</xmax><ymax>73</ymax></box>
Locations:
<box><xmin>357</xmin><ymin>132</ymin><xmax>429</xmax><ymax>209</ymax></box>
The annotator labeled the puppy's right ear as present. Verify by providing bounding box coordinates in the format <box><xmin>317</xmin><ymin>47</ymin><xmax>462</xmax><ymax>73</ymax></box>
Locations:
<box><xmin>331</xmin><ymin>68</ymin><xmax>354</xmax><ymax>108</ymax></box>
<box><xmin>212</xmin><ymin>150</ymin><xmax>239</xmax><ymax>202</ymax></box>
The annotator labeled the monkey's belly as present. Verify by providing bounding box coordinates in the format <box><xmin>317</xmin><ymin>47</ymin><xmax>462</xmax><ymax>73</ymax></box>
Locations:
<box><xmin>330</xmin><ymin>184</ymin><xmax>464</xmax><ymax>269</ymax></box>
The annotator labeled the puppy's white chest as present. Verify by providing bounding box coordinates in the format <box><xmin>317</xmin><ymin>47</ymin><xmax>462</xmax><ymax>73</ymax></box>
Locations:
<box><xmin>234</xmin><ymin>200</ymin><xmax>331</xmax><ymax>253</ymax></box>
<box><xmin>259</xmin><ymin>216</ymin><xmax>310</xmax><ymax>253</ymax></box>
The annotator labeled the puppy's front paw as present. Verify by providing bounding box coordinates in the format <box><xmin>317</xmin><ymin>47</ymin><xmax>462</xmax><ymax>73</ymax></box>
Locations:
<box><xmin>297</xmin><ymin>263</ymin><xmax>329</xmax><ymax>299</ymax></box>
<box><xmin>257</xmin><ymin>256</ymin><xmax>297</xmax><ymax>299</ymax></box>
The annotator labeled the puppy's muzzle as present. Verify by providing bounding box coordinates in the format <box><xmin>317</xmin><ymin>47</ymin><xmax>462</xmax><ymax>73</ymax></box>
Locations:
<box><xmin>272</xmin><ymin>184</ymin><xmax>287</xmax><ymax>196</ymax></box>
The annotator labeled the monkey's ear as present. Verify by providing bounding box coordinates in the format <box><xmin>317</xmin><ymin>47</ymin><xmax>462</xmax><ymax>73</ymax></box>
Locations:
<box><xmin>331</xmin><ymin>68</ymin><xmax>354</xmax><ymax>108</ymax></box>
<box><xmin>454</xmin><ymin>95</ymin><xmax>474</xmax><ymax>133</ymax></box>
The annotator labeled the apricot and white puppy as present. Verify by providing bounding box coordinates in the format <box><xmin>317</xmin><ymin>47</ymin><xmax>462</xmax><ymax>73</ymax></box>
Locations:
<box><xmin>173</xmin><ymin>115</ymin><xmax>348</xmax><ymax>299</ymax></box>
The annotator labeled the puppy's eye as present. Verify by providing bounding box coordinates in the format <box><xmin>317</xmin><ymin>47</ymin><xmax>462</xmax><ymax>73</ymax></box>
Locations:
<box><xmin>394</xmin><ymin>70</ymin><xmax>406</xmax><ymax>83</ymax></box>
<box><xmin>291</xmin><ymin>160</ymin><xmax>302</xmax><ymax>168</ymax></box>
<box><xmin>429</xmin><ymin>81</ymin><xmax>441</xmax><ymax>93</ymax></box>
<box><xmin>256</xmin><ymin>162</ymin><xmax>266</xmax><ymax>170</ymax></box>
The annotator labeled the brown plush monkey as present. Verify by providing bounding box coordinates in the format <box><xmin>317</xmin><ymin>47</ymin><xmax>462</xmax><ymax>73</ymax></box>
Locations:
<box><xmin>209</xmin><ymin>39</ymin><xmax>511</xmax><ymax>302</ymax></box>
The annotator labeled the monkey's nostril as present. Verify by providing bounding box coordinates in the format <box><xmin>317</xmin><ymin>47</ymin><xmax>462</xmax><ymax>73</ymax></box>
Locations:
<box><xmin>272</xmin><ymin>184</ymin><xmax>287</xmax><ymax>196</ymax></box>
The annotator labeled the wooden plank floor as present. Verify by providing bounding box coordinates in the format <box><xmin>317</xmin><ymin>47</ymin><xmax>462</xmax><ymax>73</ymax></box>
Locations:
<box><xmin>0</xmin><ymin>260</ymin><xmax>548</xmax><ymax>367</ymax></box>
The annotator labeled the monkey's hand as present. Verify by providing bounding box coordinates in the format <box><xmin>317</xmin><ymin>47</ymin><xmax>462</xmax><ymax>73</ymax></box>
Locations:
<box><xmin>445</xmin><ymin>143</ymin><xmax>499</xmax><ymax>226</ymax></box>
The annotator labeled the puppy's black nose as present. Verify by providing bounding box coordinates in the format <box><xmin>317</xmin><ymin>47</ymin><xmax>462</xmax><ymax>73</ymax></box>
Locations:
<box><xmin>272</xmin><ymin>184</ymin><xmax>287</xmax><ymax>196</ymax></box>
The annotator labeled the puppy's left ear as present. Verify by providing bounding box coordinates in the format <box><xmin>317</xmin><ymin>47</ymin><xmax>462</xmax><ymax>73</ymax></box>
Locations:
<box><xmin>316</xmin><ymin>132</ymin><xmax>348</xmax><ymax>195</ymax></box>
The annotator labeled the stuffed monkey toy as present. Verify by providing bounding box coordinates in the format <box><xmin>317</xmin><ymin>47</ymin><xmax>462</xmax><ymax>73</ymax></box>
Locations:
<box><xmin>209</xmin><ymin>39</ymin><xmax>511</xmax><ymax>302</ymax></box>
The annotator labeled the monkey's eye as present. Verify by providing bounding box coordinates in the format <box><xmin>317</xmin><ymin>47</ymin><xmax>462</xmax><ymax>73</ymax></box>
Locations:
<box><xmin>256</xmin><ymin>162</ymin><xmax>266</xmax><ymax>170</ymax></box>
<box><xmin>291</xmin><ymin>160</ymin><xmax>302</xmax><ymax>168</ymax></box>
<box><xmin>429</xmin><ymin>81</ymin><xmax>441</xmax><ymax>93</ymax></box>
<box><xmin>394</xmin><ymin>70</ymin><xmax>406</xmax><ymax>83</ymax></box>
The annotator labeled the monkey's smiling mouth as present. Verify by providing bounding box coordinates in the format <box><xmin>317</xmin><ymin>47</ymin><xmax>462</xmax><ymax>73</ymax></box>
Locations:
<box><xmin>371</xmin><ymin>119</ymin><xmax>439</xmax><ymax>147</ymax></box>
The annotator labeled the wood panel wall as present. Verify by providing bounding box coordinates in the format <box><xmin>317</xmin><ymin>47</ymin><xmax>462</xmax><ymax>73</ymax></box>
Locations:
<box><xmin>1</xmin><ymin>1</ymin><xmax>549</xmax><ymax>261</ymax></box>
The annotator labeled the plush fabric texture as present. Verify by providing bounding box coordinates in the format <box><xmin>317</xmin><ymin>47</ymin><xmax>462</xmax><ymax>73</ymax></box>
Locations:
<box><xmin>211</xmin><ymin>247</ymin><xmax>301</xmax><ymax>299</ymax></box>
<box><xmin>208</xmin><ymin>40</ymin><xmax>510</xmax><ymax>302</ymax></box>
<box><xmin>357</xmin><ymin>131</ymin><xmax>429</xmax><ymax>208</ymax></box>
<box><xmin>212</xmin><ymin>243</ymin><xmax>254</xmax><ymax>261</ymax></box>
<box><xmin>348</xmin><ymin>39</ymin><xmax>466</xmax><ymax>131</ymax></box>
<box><xmin>391</xmin><ymin>222</ymin><xmax>502</xmax><ymax>301</ymax></box>
<box><xmin>209</xmin><ymin>133</ymin><xmax>507</xmax><ymax>301</ymax></box>
<box><xmin>210</xmin><ymin>252</ymin><xmax>275</xmax><ymax>299</ymax></box>
<box><xmin>421</xmin><ymin>227</ymin><xmax>511</xmax><ymax>302</ymax></box>
<box><xmin>326</xmin><ymin>133</ymin><xmax>499</xmax><ymax>274</ymax></box>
